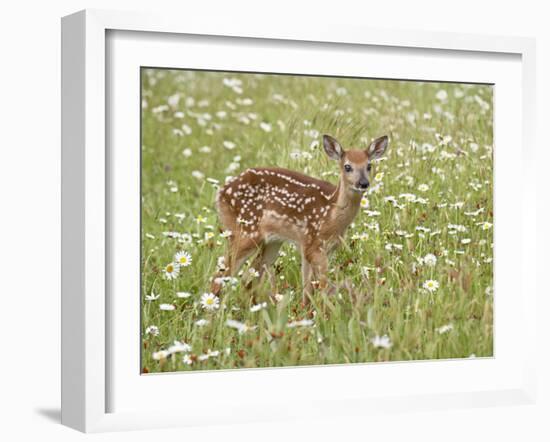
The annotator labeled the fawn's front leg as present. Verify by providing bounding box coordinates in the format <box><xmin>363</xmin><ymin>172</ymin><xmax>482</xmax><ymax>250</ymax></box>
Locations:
<box><xmin>302</xmin><ymin>245</ymin><xmax>329</xmax><ymax>305</ymax></box>
<box><xmin>301</xmin><ymin>250</ymin><xmax>313</xmax><ymax>305</ymax></box>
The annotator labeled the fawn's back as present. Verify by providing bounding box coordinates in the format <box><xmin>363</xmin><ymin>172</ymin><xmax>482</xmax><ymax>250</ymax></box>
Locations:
<box><xmin>216</xmin><ymin>167</ymin><xmax>338</xmax><ymax>246</ymax></box>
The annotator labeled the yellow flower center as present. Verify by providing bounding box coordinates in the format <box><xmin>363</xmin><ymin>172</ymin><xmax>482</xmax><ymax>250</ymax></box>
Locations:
<box><xmin>206</xmin><ymin>298</ymin><xmax>214</xmax><ymax>305</ymax></box>
<box><xmin>180</xmin><ymin>257</ymin><xmax>187</xmax><ymax>264</ymax></box>
<box><xmin>166</xmin><ymin>264</ymin><xmax>173</xmax><ymax>272</ymax></box>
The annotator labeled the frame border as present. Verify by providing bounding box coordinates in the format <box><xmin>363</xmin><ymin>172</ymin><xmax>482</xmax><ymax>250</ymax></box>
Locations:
<box><xmin>61</xmin><ymin>9</ymin><xmax>537</xmax><ymax>432</ymax></box>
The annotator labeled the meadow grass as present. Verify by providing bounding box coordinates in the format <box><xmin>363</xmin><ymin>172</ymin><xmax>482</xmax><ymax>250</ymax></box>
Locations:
<box><xmin>140</xmin><ymin>69</ymin><xmax>493</xmax><ymax>373</ymax></box>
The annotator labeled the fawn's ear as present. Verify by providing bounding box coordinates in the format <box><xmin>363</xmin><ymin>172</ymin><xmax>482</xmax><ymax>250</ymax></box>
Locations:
<box><xmin>323</xmin><ymin>135</ymin><xmax>344</xmax><ymax>160</ymax></box>
<box><xmin>367</xmin><ymin>135</ymin><xmax>389</xmax><ymax>160</ymax></box>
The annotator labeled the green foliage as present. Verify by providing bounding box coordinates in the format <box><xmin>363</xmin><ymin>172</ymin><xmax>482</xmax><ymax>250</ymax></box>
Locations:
<box><xmin>140</xmin><ymin>69</ymin><xmax>493</xmax><ymax>373</ymax></box>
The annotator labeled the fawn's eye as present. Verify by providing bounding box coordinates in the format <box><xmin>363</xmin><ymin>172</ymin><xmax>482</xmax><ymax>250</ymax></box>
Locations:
<box><xmin>367</xmin><ymin>164</ymin><xmax>372</xmax><ymax>172</ymax></box>
<box><xmin>344</xmin><ymin>164</ymin><xmax>353</xmax><ymax>173</ymax></box>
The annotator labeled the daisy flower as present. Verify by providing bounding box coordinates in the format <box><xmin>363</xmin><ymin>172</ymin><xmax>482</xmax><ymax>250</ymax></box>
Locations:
<box><xmin>195</xmin><ymin>319</ymin><xmax>209</xmax><ymax>327</ymax></box>
<box><xmin>220</xmin><ymin>230</ymin><xmax>232</xmax><ymax>238</ymax></box>
<box><xmin>223</xmin><ymin>140</ymin><xmax>236</xmax><ymax>150</ymax></box>
<box><xmin>159</xmin><ymin>303</ymin><xmax>176</xmax><ymax>311</ymax></box>
<box><xmin>287</xmin><ymin>319</ymin><xmax>314</xmax><ymax>328</ymax></box>
<box><xmin>248</xmin><ymin>268</ymin><xmax>260</xmax><ymax>279</ymax></box>
<box><xmin>174</xmin><ymin>250</ymin><xmax>192</xmax><ymax>267</ymax></box>
<box><xmin>371</xmin><ymin>335</ymin><xmax>392</xmax><ymax>349</ymax></box>
<box><xmin>145</xmin><ymin>325</ymin><xmax>159</xmax><ymax>336</ymax></box>
<box><xmin>167</xmin><ymin>341</ymin><xmax>192</xmax><ymax>354</ymax></box>
<box><xmin>436</xmin><ymin>89</ymin><xmax>448</xmax><ymax>101</ymax></box>
<box><xmin>182</xmin><ymin>354</ymin><xmax>193</xmax><ymax>365</ymax></box>
<box><xmin>360</xmin><ymin>196</ymin><xmax>369</xmax><ymax>209</ymax></box>
<box><xmin>418</xmin><ymin>183</ymin><xmax>430</xmax><ymax>192</ymax></box>
<box><xmin>179</xmin><ymin>233</ymin><xmax>193</xmax><ymax>243</ymax></box>
<box><xmin>436</xmin><ymin>324</ymin><xmax>453</xmax><ymax>334</ymax></box>
<box><xmin>145</xmin><ymin>292</ymin><xmax>160</xmax><ymax>301</ymax></box>
<box><xmin>250</xmin><ymin>302</ymin><xmax>267</xmax><ymax>312</ymax></box>
<box><xmin>200</xmin><ymin>293</ymin><xmax>220</xmax><ymax>311</ymax></box>
<box><xmin>423</xmin><ymin>279</ymin><xmax>440</xmax><ymax>293</ymax></box>
<box><xmin>423</xmin><ymin>253</ymin><xmax>437</xmax><ymax>267</ymax></box>
<box><xmin>480</xmin><ymin>221</ymin><xmax>493</xmax><ymax>230</ymax></box>
<box><xmin>260</xmin><ymin>122</ymin><xmax>272</xmax><ymax>132</ymax></box>
<box><xmin>226</xmin><ymin>319</ymin><xmax>254</xmax><ymax>334</ymax></box>
<box><xmin>176</xmin><ymin>291</ymin><xmax>192</xmax><ymax>298</ymax></box>
<box><xmin>163</xmin><ymin>262</ymin><xmax>180</xmax><ymax>280</ymax></box>
<box><xmin>374</xmin><ymin>172</ymin><xmax>385</xmax><ymax>182</ymax></box>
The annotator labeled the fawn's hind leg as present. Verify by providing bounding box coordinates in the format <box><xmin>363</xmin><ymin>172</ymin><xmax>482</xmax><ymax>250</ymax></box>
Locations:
<box><xmin>211</xmin><ymin>236</ymin><xmax>260</xmax><ymax>294</ymax></box>
<box><xmin>248</xmin><ymin>241</ymin><xmax>282</xmax><ymax>289</ymax></box>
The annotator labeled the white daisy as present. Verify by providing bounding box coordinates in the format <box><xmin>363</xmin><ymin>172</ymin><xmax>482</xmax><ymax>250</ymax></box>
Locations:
<box><xmin>418</xmin><ymin>183</ymin><xmax>430</xmax><ymax>192</ymax></box>
<box><xmin>423</xmin><ymin>253</ymin><xmax>437</xmax><ymax>267</ymax></box>
<box><xmin>195</xmin><ymin>319</ymin><xmax>209</xmax><ymax>327</ymax></box>
<box><xmin>174</xmin><ymin>250</ymin><xmax>192</xmax><ymax>267</ymax></box>
<box><xmin>250</xmin><ymin>302</ymin><xmax>267</xmax><ymax>312</ymax></box>
<box><xmin>423</xmin><ymin>279</ymin><xmax>440</xmax><ymax>293</ymax></box>
<box><xmin>480</xmin><ymin>221</ymin><xmax>493</xmax><ymax>230</ymax></box>
<box><xmin>200</xmin><ymin>293</ymin><xmax>220</xmax><ymax>311</ymax></box>
<box><xmin>163</xmin><ymin>262</ymin><xmax>180</xmax><ymax>280</ymax></box>
<box><xmin>223</xmin><ymin>140</ymin><xmax>236</xmax><ymax>150</ymax></box>
<box><xmin>247</xmin><ymin>268</ymin><xmax>259</xmax><ymax>279</ymax></box>
<box><xmin>159</xmin><ymin>303</ymin><xmax>176</xmax><ymax>311</ymax></box>
<box><xmin>145</xmin><ymin>325</ymin><xmax>159</xmax><ymax>336</ymax></box>
<box><xmin>176</xmin><ymin>291</ymin><xmax>192</xmax><ymax>298</ymax></box>
<box><xmin>287</xmin><ymin>319</ymin><xmax>314</xmax><ymax>328</ymax></box>
<box><xmin>371</xmin><ymin>334</ymin><xmax>392</xmax><ymax>349</ymax></box>
<box><xmin>225</xmin><ymin>320</ymin><xmax>251</xmax><ymax>335</ymax></box>
<box><xmin>191</xmin><ymin>170</ymin><xmax>204</xmax><ymax>180</ymax></box>
<box><xmin>436</xmin><ymin>324</ymin><xmax>453</xmax><ymax>334</ymax></box>
<box><xmin>360</xmin><ymin>196</ymin><xmax>369</xmax><ymax>209</ymax></box>
<box><xmin>182</xmin><ymin>354</ymin><xmax>193</xmax><ymax>365</ymax></box>
<box><xmin>145</xmin><ymin>292</ymin><xmax>160</xmax><ymax>301</ymax></box>
<box><xmin>260</xmin><ymin>122</ymin><xmax>272</xmax><ymax>132</ymax></box>
<box><xmin>179</xmin><ymin>233</ymin><xmax>193</xmax><ymax>243</ymax></box>
<box><xmin>167</xmin><ymin>341</ymin><xmax>192</xmax><ymax>354</ymax></box>
<box><xmin>436</xmin><ymin>89</ymin><xmax>448</xmax><ymax>101</ymax></box>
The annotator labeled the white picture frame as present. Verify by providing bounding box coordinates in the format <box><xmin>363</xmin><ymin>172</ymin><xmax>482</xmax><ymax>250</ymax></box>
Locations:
<box><xmin>61</xmin><ymin>9</ymin><xmax>537</xmax><ymax>433</ymax></box>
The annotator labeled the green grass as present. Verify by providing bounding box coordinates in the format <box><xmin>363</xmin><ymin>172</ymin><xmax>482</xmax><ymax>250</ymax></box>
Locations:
<box><xmin>140</xmin><ymin>69</ymin><xmax>493</xmax><ymax>373</ymax></box>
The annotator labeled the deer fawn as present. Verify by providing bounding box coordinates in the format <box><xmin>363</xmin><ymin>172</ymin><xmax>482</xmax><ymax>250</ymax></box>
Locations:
<box><xmin>212</xmin><ymin>134</ymin><xmax>389</xmax><ymax>303</ymax></box>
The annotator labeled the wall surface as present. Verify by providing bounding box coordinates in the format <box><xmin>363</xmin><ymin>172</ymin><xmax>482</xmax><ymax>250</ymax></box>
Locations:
<box><xmin>0</xmin><ymin>1</ymin><xmax>548</xmax><ymax>441</ymax></box>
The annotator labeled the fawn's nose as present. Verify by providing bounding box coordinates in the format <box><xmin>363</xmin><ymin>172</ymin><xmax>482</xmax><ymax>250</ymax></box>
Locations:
<box><xmin>358</xmin><ymin>179</ymin><xmax>370</xmax><ymax>189</ymax></box>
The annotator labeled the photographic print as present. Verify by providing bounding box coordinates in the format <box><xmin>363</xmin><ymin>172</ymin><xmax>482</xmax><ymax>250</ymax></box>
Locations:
<box><xmin>140</xmin><ymin>68</ymin><xmax>493</xmax><ymax>373</ymax></box>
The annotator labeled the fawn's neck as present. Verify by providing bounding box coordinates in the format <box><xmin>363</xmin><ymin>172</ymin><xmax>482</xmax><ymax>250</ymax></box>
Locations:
<box><xmin>327</xmin><ymin>179</ymin><xmax>362</xmax><ymax>230</ymax></box>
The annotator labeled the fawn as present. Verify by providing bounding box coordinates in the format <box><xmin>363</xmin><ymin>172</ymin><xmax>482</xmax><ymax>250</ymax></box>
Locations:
<box><xmin>212</xmin><ymin>134</ymin><xmax>389</xmax><ymax>303</ymax></box>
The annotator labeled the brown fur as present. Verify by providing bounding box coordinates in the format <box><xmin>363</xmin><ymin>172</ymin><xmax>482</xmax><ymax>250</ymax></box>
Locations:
<box><xmin>211</xmin><ymin>135</ymin><xmax>388</xmax><ymax>303</ymax></box>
